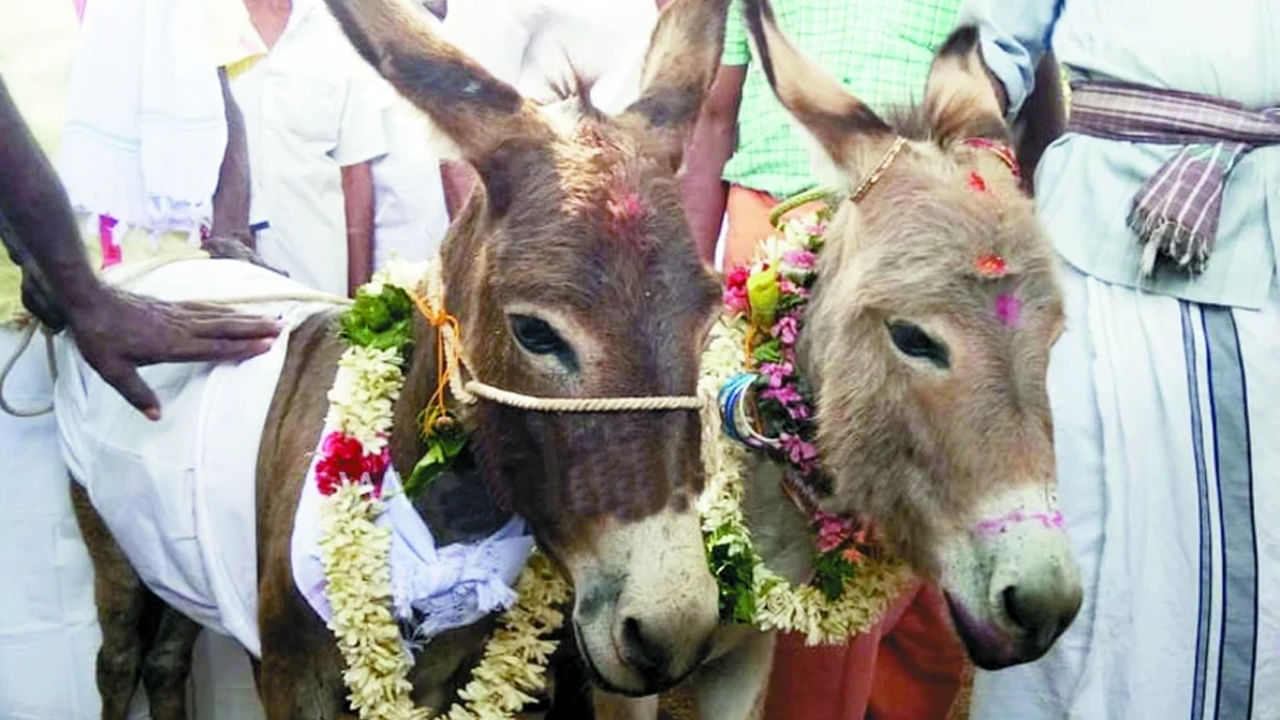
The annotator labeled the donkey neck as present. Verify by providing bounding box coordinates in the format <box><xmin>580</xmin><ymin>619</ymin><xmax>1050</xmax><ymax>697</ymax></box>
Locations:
<box><xmin>388</xmin><ymin>248</ymin><xmax>511</xmax><ymax>547</ymax></box>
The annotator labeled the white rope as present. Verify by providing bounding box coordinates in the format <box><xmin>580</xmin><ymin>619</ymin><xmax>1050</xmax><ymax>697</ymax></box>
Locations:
<box><xmin>0</xmin><ymin>250</ymin><xmax>701</xmax><ymax>419</ymax></box>
<box><xmin>463</xmin><ymin>379</ymin><xmax>703</xmax><ymax>412</ymax></box>
<box><xmin>0</xmin><ymin>322</ymin><xmax>53</xmax><ymax>417</ymax></box>
<box><xmin>421</xmin><ymin>257</ymin><xmax>701</xmax><ymax>415</ymax></box>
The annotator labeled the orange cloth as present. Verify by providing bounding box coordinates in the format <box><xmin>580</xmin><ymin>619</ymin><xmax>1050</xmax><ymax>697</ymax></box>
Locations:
<box><xmin>725</xmin><ymin>184</ymin><xmax>968</xmax><ymax>720</ymax></box>
<box><xmin>764</xmin><ymin>584</ymin><xmax>967</xmax><ymax>720</ymax></box>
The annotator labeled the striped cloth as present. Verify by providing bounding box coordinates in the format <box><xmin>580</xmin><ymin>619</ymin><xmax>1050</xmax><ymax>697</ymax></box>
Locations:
<box><xmin>1067</xmin><ymin>83</ymin><xmax>1280</xmax><ymax>276</ymax></box>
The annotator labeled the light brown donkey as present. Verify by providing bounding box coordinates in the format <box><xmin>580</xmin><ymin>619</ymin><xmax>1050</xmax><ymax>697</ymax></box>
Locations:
<box><xmin>596</xmin><ymin>2</ymin><xmax>1083</xmax><ymax>718</ymax></box>
<box><xmin>62</xmin><ymin>0</ymin><xmax>733</xmax><ymax>717</ymax></box>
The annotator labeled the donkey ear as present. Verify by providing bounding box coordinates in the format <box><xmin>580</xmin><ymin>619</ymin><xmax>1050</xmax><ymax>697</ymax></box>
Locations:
<box><xmin>922</xmin><ymin>26</ymin><xmax>1010</xmax><ymax>145</ymax></box>
<box><xmin>322</xmin><ymin>0</ymin><xmax>550</xmax><ymax>164</ymax></box>
<box><xmin>741</xmin><ymin>0</ymin><xmax>893</xmax><ymax>171</ymax></box>
<box><xmin>619</xmin><ymin>0</ymin><xmax>733</xmax><ymax>163</ymax></box>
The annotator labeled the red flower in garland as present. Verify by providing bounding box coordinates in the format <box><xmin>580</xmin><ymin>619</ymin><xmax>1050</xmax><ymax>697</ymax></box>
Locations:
<box><xmin>316</xmin><ymin>431</ymin><xmax>391</xmax><ymax>497</ymax></box>
<box><xmin>723</xmin><ymin>266</ymin><xmax>751</xmax><ymax>315</ymax></box>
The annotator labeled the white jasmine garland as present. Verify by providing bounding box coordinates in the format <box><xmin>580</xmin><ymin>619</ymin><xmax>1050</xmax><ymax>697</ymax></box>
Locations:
<box><xmin>316</xmin><ymin>260</ymin><xmax>570</xmax><ymax>720</ymax></box>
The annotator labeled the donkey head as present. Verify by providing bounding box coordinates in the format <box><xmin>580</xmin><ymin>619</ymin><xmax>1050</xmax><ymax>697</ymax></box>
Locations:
<box><xmin>323</xmin><ymin>0</ymin><xmax>728</xmax><ymax>695</ymax></box>
<box><xmin>743</xmin><ymin>0</ymin><xmax>1081</xmax><ymax>669</ymax></box>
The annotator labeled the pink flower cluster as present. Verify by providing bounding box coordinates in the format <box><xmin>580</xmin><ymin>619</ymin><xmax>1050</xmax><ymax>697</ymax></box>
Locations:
<box><xmin>813</xmin><ymin>510</ymin><xmax>871</xmax><ymax>564</ymax></box>
<box><xmin>315</xmin><ymin>431</ymin><xmax>391</xmax><ymax>497</ymax></box>
<box><xmin>779</xmin><ymin>432</ymin><xmax>818</xmax><ymax>473</ymax></box>
<box><xmin>722</xmin><ymin>213</ymin><xmax>884</xmax><ymax>567</ymax></box>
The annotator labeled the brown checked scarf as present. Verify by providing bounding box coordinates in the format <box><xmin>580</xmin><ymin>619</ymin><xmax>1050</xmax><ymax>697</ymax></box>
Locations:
<box><xmin>1067</xmin><ymin>82</ymin><xmax>1280</xmax><ymax>276</ymax></box>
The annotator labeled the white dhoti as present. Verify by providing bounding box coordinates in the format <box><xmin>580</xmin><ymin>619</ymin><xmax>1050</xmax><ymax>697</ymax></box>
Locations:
<box><xmin>0</xmin><ymin>325</ymin><xmax>146</xmax><ymax>719</ymax></box>
<box><xmin>971</xmin><ymin>263</ymin><xmax>1280</xmax><ymax>720</ymax></box>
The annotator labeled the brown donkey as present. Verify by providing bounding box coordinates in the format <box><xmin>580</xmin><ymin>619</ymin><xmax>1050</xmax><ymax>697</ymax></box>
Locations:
<box><xmin>596</xmin><ymin>3</ymin><xmax>1083</xmax><ymax>718</ymax></box>
<box><xmin>62</xmin><ymin>0</ymin><xmax>732</xmax><ymax>716</ymax></box>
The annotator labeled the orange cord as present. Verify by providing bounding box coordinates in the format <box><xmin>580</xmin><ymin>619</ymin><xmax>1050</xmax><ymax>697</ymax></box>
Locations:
<box><xmin>410</xmin><ymin>293</ymin><xmax>463</xmax><ymax>436</ymax></box>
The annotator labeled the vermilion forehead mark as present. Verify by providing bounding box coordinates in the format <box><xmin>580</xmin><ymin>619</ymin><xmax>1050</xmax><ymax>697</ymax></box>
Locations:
<box><xmin>975</xmin><ymin>254</ymin><xmax>1007</xmax><ymax>276</ymax></box>
<box><xmin>967</xmin><ymin>171</ymin><xmax>988</xmax><ymax>193</ymax></box>
<box><xmin>606</xmin><ymin>190</ymin><xmax>644</xmax><ymax>230</ymax></box>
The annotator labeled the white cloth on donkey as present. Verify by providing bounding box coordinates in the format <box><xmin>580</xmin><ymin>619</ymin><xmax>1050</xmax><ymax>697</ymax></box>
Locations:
<box><xmin>54</xmin><ymin>257</ymin><xmax>538</xmax><ymax>661</ymax></box>
<box><xmin>291</xmin><ymin>461</ymin><xmax>535</xmax><ymax>647</ymax></box>
<box><xmin>52</xmin><ymin>259</ymin><xmax>333</xmax><ymax>657</ymax></box>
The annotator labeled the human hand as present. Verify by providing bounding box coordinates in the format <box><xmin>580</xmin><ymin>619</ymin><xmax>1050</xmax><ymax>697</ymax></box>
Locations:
<box><xmin>67</xmin><ymin>286</ymin><xmax>281</xmax><ymax>420</ymax></box>
<box><xmin>201</xmin><ymin>233</ymin><xmax>290</xmax><ymax>277</ymax></box>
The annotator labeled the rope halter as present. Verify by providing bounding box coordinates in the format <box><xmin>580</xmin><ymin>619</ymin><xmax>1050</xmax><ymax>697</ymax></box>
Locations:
<box><xmin>415</xmin><ymin>258</ymin><xmax>702</xmax><ymax>416</ymax></box>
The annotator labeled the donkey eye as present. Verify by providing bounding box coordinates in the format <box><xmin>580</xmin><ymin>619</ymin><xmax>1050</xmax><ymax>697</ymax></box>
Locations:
<box><xmin>509</xmin><ymin>314</ymin><xmax>578</xmax><ymax>370</ymax></box>
<box><xmin>886</xmin><ymin>321</ymin><xmax>950</xmax><ymax>369</ymax></box>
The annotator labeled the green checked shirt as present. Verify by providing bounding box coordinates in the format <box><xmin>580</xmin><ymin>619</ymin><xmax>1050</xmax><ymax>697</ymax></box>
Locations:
<box><xmin>722</xmin><ymin>0</ymin><xmax>960</xmax><ymax>198</ymax></box>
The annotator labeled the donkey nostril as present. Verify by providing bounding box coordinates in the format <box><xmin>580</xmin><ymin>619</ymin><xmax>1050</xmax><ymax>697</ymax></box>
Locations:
<box><xmin>620</xmin><ymin>616</ymin><xmax>668</xmax><ymax>677</ymax></box>
<box><xmin>622</xmin><ymin>617</ymin><xmax>642</xmax><ymax>645</ymax></box>
<box><xmin>1002</xmin><ymin>586</ymin><xmax>1027</xmax><ymax>630</ymax></box>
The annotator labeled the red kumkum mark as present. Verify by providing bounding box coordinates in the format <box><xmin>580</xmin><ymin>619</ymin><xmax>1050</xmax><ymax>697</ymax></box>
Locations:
<box><xmin>606</xmin><ymin>191</ymin><xmax>644</xmax><ymax>237</ymax></box>
<box><xmin>967</xmin><ymin>171</ymin><xmax>988</xmax><ymax>193</ymax></box>
<box><xmin>975</xmin><ymin>254</ymin><xmax>1008</xmax><ymax>277</ymax></box>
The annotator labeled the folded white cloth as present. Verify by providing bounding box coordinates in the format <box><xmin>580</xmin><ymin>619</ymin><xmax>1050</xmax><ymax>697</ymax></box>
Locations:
<box><xmin>57</xmin><ymin>0</ymin><xmax>227</xmax><ymax>237</ymax></box>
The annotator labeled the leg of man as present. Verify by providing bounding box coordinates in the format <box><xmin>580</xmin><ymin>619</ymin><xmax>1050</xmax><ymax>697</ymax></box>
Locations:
<box><xmin>723</xmin><ymin>184</ymin><xmax>825</xmax><ymax>270</ymax></box>
<box><xmin>190</xmin><ymin>631</ymin><xmax>266</xmax><ymax>719</ymax></box>
<box><xmin>764</xmin><ymin>627</ymin><xmax>884</xmax><ymax>720</ymax></box>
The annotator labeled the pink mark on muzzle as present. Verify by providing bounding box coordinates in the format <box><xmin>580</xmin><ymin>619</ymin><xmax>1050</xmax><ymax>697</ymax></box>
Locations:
<box><xmin>974</xmin><ymin>508</ymin><xmax>1064</xmax><ymax>537</ymax></box>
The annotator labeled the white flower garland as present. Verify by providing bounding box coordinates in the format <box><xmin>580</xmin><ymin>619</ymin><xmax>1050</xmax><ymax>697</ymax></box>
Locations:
<box><xmin>696</xmin><ymin>218</ymin><xmax>913</xmax><ymax>646</ymax></box>
<box><xmin>316</xmin><ymin>261</ymin><xmax>570</xmax><ymax>720</ymax></box>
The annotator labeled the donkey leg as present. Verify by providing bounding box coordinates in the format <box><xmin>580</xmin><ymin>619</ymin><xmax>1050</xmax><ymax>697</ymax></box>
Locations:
<box><xmin>593</xmin><ymin>693</ymin><xmax>659</xmax><ymax>720</ymax></box>
<box><xmin>70</xmin><ymin>482</ymin><xmax>147</xmax><ymax>720</ymax></box>
<box><xmin>688</xmin><ymin>629</ymin><xmax>775</xmax><ymax>720</ymax></box>
<box><xmin>256</xmin><ymin>572</ymin><xmax>350</xmax><ymax>720</ymax></box>
<box><xmin>140</xmin><ymin>608</ymin><xmax>202</xmax><ymax>720</ymax></box>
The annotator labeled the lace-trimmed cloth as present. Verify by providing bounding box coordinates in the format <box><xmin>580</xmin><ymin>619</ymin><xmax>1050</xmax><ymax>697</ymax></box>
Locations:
<box><xmin>291</xmin><ymin>454</ymin><xmax>535</xmax><ymax>647</ymax></box>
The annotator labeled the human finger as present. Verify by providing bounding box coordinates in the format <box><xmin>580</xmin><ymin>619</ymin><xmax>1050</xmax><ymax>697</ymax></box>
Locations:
<box><xmin>144</xmin><ymin>336</ymin><xmax>276</xmax><ymax>364</ymax></box>
<box><xmin>185</xmin><ymin>314</ymin><xmax>283</xmax><ymax>340</ymax></box>
<box><xmin>98</xmin><ymin>363</ymin><xmax>162</xmax><ymax>421</ymax></box>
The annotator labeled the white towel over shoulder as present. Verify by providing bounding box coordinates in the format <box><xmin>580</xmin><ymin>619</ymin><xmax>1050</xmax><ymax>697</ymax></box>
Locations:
<box><xmin>57</xmin><ymin>0</ymin><xmax>227</xmax><ymax>236</ymax></box>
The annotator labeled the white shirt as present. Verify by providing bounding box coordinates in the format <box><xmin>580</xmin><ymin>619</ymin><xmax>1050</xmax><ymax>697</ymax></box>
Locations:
<box><xmin>371</xmin><ymin>87</ymin><xmax>449</xmax><ymax>269</ymax></box>
<box><xmin>443</xmin><ymin>0</ymin><xmax>658</xmax><ymax>115</ymax></box>
<box><xmin>231</xmin><ymin>0</ymin><xmax>388</xmax><ymax>296</ymax></box>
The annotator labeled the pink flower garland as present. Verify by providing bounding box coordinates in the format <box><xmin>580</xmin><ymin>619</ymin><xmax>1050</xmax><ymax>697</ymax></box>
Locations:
<box><xmin>724</xmin><ymin>209</ymin><xmax>877</xmax><ymax>578</ymax></box>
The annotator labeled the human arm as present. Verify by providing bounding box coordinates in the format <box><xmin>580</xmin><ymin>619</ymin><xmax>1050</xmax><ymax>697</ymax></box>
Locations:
<box><xmin>331</xmin><ymin>65</ymin><xmax>389</xmax><ymax>296</ymax></box>
<box><xmin>957</xmin><ymin>0</ymin><xmax>1062</xmax><ymax>116</ymax></box>
<box><xmin>0</xmin><ymin>76</ymin><xmax>280</xmax><ymax>419</ymax></box>
<box><xmin>210</xmin><ymin>68</ymin><xmax>253</xmax><ymax>248</ymax></box>
<box><xmin>1010</xmin><ymin>53</ymin><xmax>1066</xmax><ymax>192</ymax></box>
<box><xmin>439</xmin><ymin>160</ymin><xmax>478</xmax><ymax>221</ymax></box>
<box><xmin>341</xmin><ymin>160</ymin><xmax>375</xmax><ymax>297</ymax></box>
<box><xmin>678</xmin><ymin>63</ymin><xmax>744</xmax><ymax>265</ymax></box>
